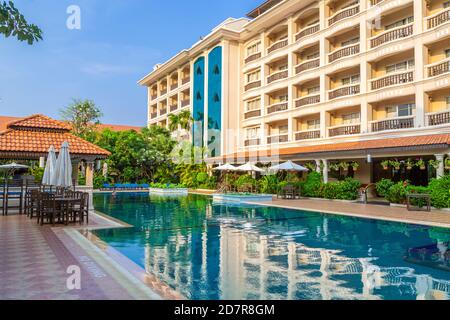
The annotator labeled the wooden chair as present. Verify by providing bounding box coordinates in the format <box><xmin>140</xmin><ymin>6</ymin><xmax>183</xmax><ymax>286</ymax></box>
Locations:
<box><xmin>4</xmin><ymin>180</ymin><xmax>24</xmax><ymax>215</ymax></box>
<box><xmin>38</xmin><ymin>192</ymin><xmax>58</xmax><ymax>225</ymax></box>
<box><xmin>69</xmin><ymin>192</ymin><xmax>89</xmax><ymax>224</ymax></box>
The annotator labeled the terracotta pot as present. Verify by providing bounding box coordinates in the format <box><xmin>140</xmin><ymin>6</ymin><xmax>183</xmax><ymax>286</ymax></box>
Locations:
<box><xmin>406</xmin><ymin>166</ymin><xmax>412</xmax><ymax>170</ymax></box>
<box><xmin>420</xmin><ymin>166</ymin><xmax>426</xmax><ymax>170</ymax></box>
<box><xmin>383</xmin><ymin>166</ymin><xmax>388</xmax><ymax>170</ymax></box>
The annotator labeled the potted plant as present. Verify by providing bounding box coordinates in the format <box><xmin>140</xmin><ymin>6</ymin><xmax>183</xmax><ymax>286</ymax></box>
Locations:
<box><xmin>390</xmin><ymin>160</ymin><xmax>401</xmax><ymax>170</ymax></box>
<box><xmin>381</xmin><ymin>160</ymin><xmax>390</xmax><ymax>170</ymax></box>
<box><xmin>340</xmin><ymin>162</ymin><xmax>349</xmax><ymax>171</ymax></box>
<box><xmin>305</xmin><ymin>162</ymin><xmax>316</xmax><ymax>171</ymax></box>
<box><xmin>428</xmin><ymin>159</ymin><xmax>440</xmax><ymax>170</ymax></box>
<box><xmin>351</xmin><ymin>162</ymin><xmax>359</xmax><ymax>171</ymax></box>
<box><xmin>405</xmin><ymin>158</ymin><xmax>414</xmax><ymax>170</ymax></box>
<box><xmin>416</xmin><ymin>158</ymin><xmax>426</xmax><ymax>170</ymax></box>
<box><xmin>445</xmin><ymin>158</ymin><xmax>450</xmax><ymax>170</ymax></box>
<box><xmin>330</xmin><ymin>163</ymin><xmax>340</xmax><ymax>171</ymax></box>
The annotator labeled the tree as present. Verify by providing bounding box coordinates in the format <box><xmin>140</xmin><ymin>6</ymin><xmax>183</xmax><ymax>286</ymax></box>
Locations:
<box><xmin>0</xmin><ymin>1</ymin><xmax>42</xmax><ymax>44</ymax></box>
<box><xmin>60</xmin><ymin>99</ymin><xmax>103</xmax><ymax>140</ymax></box>
<box><xmin>178</xmin><ymin>110</ymin><xmax>192</xmax><ymax>131</ymax></box>
<box><xmin>168</xmin><ymin>113</ymin><xmax>179</xmax><ymax>132</ymax></box>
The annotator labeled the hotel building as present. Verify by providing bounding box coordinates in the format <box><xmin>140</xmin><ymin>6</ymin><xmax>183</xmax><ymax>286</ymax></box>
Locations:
<box><xmin>139</xmin><ymin>0</ymin><xmax>450</xmax><ymax>185</ymax></box>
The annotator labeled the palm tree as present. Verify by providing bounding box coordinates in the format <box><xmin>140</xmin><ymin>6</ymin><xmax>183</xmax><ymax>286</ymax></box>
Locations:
<box><xmin>178</xmin><ymin>110</ymin><xmax>193</xmax><ymax>131</ymax></box>
<box><xmin>168</xmin><ymin>114</ymin><xmax>180</xmax><ymax>132</ymax></box>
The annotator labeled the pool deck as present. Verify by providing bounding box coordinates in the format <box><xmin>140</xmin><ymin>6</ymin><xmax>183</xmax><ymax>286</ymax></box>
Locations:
<box><xmin>0</xmin><ymin>211</ymin><xmax>182</xmax><ymax>300</ymax></box>
<box><xmin>254</xmin><ymin>198</ymin><xmax>450</xmax><ymax>229</ymax></box>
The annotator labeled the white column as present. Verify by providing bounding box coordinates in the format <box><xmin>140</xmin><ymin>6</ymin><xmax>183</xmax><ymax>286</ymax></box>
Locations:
<box><xmin>315</xmin><ymin>159</ymin><xmax>321</xmax><ymax>173</ymax></box>
<box><xmin>320</xmin><ymin>109</ymin><xmax>327</xmax><ymax>138</ymax></box>
<box><xmin>360</xmin><ymin>100</ymin><xmax>369</xmax><ymax>134</ymax></box>
<box><xmin>322</xmin><ymin>159</ymin><xmax>329</xmax><ymax>183</ymax></box>
<box><xmin>85</xmin><ymin>161</ymin><xmax>94</xmax><ymax>187</ymax></box>
<box><xmin>435</xmin><ymin>154</ymin><xmax>445</xmax><ymax>178</ymax></box>
<box><xmin>415</xmin><ymin>85</ymin><xmax>426</xmax><ymax>128</ymax></box>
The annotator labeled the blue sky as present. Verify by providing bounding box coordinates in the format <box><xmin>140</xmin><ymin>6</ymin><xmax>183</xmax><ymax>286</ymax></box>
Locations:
<box><xmin>0</xmin><ymin>0</ymin><xmax>261</xmax><ymax>126</ymax></box>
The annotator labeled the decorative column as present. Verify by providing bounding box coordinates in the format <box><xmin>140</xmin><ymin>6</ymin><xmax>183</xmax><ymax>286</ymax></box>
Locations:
<box><xmin>435</xmin><ymin>154</ymin><xmax>445</xmax><ymax>178</ymax></box>
<box><xmin>315</xmin><ymin>159</ymin><xmax>321</xmax><ymax>173</ymax></box>
<box><xmin>85</xmin><ymin>161</ymin><xmax>94</xmax><ymax>187</ymax></box>
<box><xmin>39</xmin><ymin>156</ymin><xmax>45</xmax><ymax>168</ymax></box>
<box><xmin>322</xmin><ymin>159</ymin><xmax>329</xmax><ymax>183</ymax></box>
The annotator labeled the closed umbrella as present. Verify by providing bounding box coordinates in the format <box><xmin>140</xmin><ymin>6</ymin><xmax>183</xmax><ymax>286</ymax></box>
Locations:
<box><xmin>269</xmin><ymin>160</ymin><xmax>308</xmax><ymax>172</ymax></box>
<box><xmin>52</xmin><ymin>141</ymin><xmax>73</xmax><ymax>187</ymax></box>
<box><xmin>42</xmin><ymin>146</ymin><xmax>57</xmax><ymax>185</ymax></box>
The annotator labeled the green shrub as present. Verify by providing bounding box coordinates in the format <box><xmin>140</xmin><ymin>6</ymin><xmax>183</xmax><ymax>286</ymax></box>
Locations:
<box><xmin>321</xmin><ymin>178</ymin><xmax>361</xmax><ymax>200</ymax></box>
<box><xmin>259</xmin><ymin>175</ymin><xmax>279</xmax><ymax>194</ymax></box>
<box><xmin>196</xmin><ymin>172</ymin><xmax>209</xmax><ymax>184</ymax></box>
<box><xmin>28</xmin><ymin>166</ymin><xmax>44</xmax><ymax>183</ymax></box>
<box><xmin>428</xmin><ymin>175</ymin><xmax>450</xmax><ymax>208</ymax></box>
<box><xmin>376</xmin><ymin>178</ymin><xmax>394</xmax><ymax>197</ymax></box>
<box><xmin>386</xmin><ymin>182</ymin><xmax>408</xmax><ymax>204</ymax></box>
<box><xmin>299</xmin><ymin>172</ymin><xmax>323</xmax><ymax>197</ymax></box>
<box><xmin>235</xmin><ymin>174</ymin><xmax>255</xmax><ymax>188</ymax></box>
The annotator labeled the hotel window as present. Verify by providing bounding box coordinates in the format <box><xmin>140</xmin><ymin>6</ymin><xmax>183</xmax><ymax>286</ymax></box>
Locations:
<box><xmin>307</xmin><ymin>119</ymin><xmax>320</xmax><ymax>129</ymax></box>
<box><xmin>445</xmin><ymin>49</ymin><xmax>450</xmax><ymax>58</ymax></box>
<box><xmin>247</xmin><ymin>42</ymin><xmax>261</xmax><ymax>56</ymax></box>
<box><xmin>278</xmin><ymin>94</ymin><xmax>288</xmax><ymax>102</ymax></box>
<box><xmin>341</xmin><ymin>37</ymin><xmax>359</xmax><ymax>47</ymax></box>
<box><xmin>246</xmin><ymin>98</ymin><xmax>261</xmax><ymax>111</ymax></box>
<box><xmin>342</xmin><ymin>112</ymin><xmax>360</xmax><ymax>124</ymax></box>
<box><xmin>444</xmin><ymin>1</ymin><xmax>450</xmax><ymax>8</ymax></box>
<box><xmin>447</xmin><ymin>96</ymin><xmax>450</xmax><ymax>108</ymax></box>
<box><xmin>385</xmin><ymin>103</ymin><xmax>415</xmax><ymax>118</ymax></box>
<box><xmin>343</xmin><ymin>1</ymin><xmax>359</xmax><ymax>9</ymax></box>
<box><xmin>307</xmin><ymin>86</ymin><xmax>320</xmax><ymax>95</ymax></box>
<box><xmin>385</xmin><ymin>60</ymin><xmax>414</xmax><ymax>74</ymax></box>
<box><xmin>307</xmin><ymin>19</ymin><xmax>320</xmax><ymax>26</ymax></box>
<box><xmin>246</xmin><ymin>70</ymin><xmax>260</xmax><ymax>83</ymax></box>
<box><xmin>385</xmin><ymin>16</ymin><xmax>414</xmax><ymax>30</ymax></box>
<box><xmin>279</xmin><ymin>125</ymin><xmax>288</xmax><ymax>134</ymax></box>
<box><xmin>306</xmin><ymin>52</ymin><xmax>320</xmax><ymax>60</ymax></box>
<box><xmin>341</xmin><ymin>74</ymin><xmax>360</xmax><ymax>86</ymax></box>
<box><xmin>278</xmin><ymin>64</ymin><xmax>288</xmax><ymax>71</ymax></box>
<box><xmin>246</xmin><ymin>127</ymin><xmax>260</xmax><ymax>139</ymax></box>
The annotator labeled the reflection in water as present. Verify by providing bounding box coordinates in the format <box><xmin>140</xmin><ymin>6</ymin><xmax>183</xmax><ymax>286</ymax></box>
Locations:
<box><xmin>94</xmin><ymin>193</ymin><xmax>450</xmax><ymax>300</ymax></box>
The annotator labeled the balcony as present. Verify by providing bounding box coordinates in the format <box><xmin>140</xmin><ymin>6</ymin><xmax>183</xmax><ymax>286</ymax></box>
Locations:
<box><xmin>267</xmin><ymin>70</ymin><xmax>288</xmax><ymax>84</ymax></box>
<box><xmin>295</xmin><ymin>23</ymin><xmax>320</xmax><ymax>41</ymax></box>
<box><xmin>267</xmin><ymin>38</ymin><xmax>288</xmax><ymax>54</ymax></box>
<box><xmin>161</xmin><ymin>89</ymin><xmax>167</xmax><ymax>96</ymax></box>
<box><xmin>182</xmin><ymin>77</ymin><xmax>190</xmax><ymax>85</ymax></box>
<box><xmin>151</xmin><ymin>94</ymin><xmax>157</xmax><ymax>100</ymax></box>
<box><xmin>427</xmin><ymin>8</ymin><xmax>450</xmax><ymax>29</ymax></box>
<box><xmin>245</xmin><ymin>80</ymin><xmax>261</xmax><ymax>91</ymax></box>
<box><xmin>370</xmin><ymin>24</ymin><xmax>413</xmax><ymax>48</ymax></box>
<box><xmin>370</xmin><ymin>116</ymin><xmax>414</xmax><ymax>132</ymax></box>
<box><xmin>295</xmin><ymin>94</ymin><xmax>320</xmax><ymax>107</ymax></box>
<box><xmin>160</xmin><ymin>108</ymin><xmax>167</xmax><ymax>116</ymax></box>
<box><xmin>328</xmin><ymin>124</ymin><xmax>360</xmax><ymax>137</ymax></box>
<box><xmin>328</xmin><ymin>4</ymin><xmax>359</xmax><ymax>26</ymax></box>
<box><xmin>370</xmin><ymin>0</ymin><xmax>384</xmax><ymax>5</ymax></box>
<box><xmin>267</xmin><ymin>102</ymin><xmax>288</xmax><ymax>114</ymax></box>
<box><xmin>150</xmin><ymin>112</ymin><xmax>157</xmax><ymax>119</ymax></box>
<box><xmin>328</xmin><ymin>84</ymin><xmax>360</xmax><ymax>100</ymax></box>
<box><xmin>295</xmin><ymin>129</ymin><xmax>320</xmax><ymax>140</ymax></box>
<box><xmin>267</xmin><ymin>134</ymin><xmax>289</xmax><ymax>144</ymax></box>
<box><xmin>181</xmin><ymin>99</ymin><xmax>190</xmax><ymax>107</ymax></box>
<box><xmin>427</xmin><ymin>59</ymin><xmax>450</xmax><ymax>77</ymax></box>
<box><xmin>328</xmin><ymin>44</ymin><xmax>359</xmax><ymax>63</ymax></box>
<box><xmin>370</xmin><ymin>71</ymin><xmax>414</xmax><ymax>90</ymax></box>
<box><xmin>170</xmin><ymin>83</ymin><xmax>178</xmax><ymax>91</ymax></box>
<box><xmin>170</xmin><ymin>104</ymin><xmax>178</xmax><ymax>112</ymax></box>
<box><xmin>244</xmin><ymin>109</ymin><xmax>261</xmax><ymax>119</ymax></box>
<box><xmin>245</xmin><ymin>52</ymin><xmax>262</xmax><ymax>64</ymax></box>
<box><xmin>295</xmin><ymin>58</ymin><xmax>320</xmax><ymax>74</ymax></box>
<box><xmin>427</xmin><ymin>110</ymin><xmax>450</xmax><ymax>126</ymax></box>
<box><xmin>244</xmin><ymin>138</ymin><xmax>260</xmax><ymax>146</ymax></box>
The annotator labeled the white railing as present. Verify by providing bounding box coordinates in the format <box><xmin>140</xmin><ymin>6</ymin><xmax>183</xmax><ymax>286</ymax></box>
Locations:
<box><xmin>370</xmin><ymin>70</ymin><xmax>414</xmax><ymax>90</ymax></box>
<box><xmin>426</xmin><ymin>110</ymin><xmax>450</xmax><ymax>126</ymax></box>
<box><xmin>426</xmin><ymin>8</ymin><xmax>450</xmax><ymax>29</ymax></box>
<box><xmin>295</xmin><ymin>129</ymin><xmax>321</xmax><ymax>140</ymax></box>
<box><xmin>426</xmin><ymin>58</ymin><xmax>450</xmax><ymax>77</ymax></box>
<box><xmin>328</xmin><ymin>3</ymin><xmax>360</xmax><ymax>26</ymax></box>
<box><xmin>369</xmin><ymin>115</ymin><xmax>415</xmax><ymax>132</ymax></box>
<box><xmin>369</xmin><ymin>23</ymin><xmax>413</xmax><ymax>48</ymax></box>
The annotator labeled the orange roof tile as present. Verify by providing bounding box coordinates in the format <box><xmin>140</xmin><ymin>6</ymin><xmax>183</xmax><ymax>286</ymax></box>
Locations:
<box><xmin>0</xmin><ymin>116</ymin><xmax>21</xmax><ymax>132</ymax></box>
<box><xmin>7</xmin><ymin>114</ymin><xmax>72</xmax><ymax>131</ymax></box>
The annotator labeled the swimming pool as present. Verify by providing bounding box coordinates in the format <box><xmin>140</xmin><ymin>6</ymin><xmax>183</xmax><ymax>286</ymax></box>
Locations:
<box><xmin>93</xmin><ymin>193</ymin><xmax>450</xmax><ymax>300</ymax></box>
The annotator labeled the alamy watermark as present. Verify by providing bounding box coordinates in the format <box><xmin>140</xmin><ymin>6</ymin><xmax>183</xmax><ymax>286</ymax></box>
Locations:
<box><xmin>66</xmin><ymin>5</ymin><xmax>81</xmax><ymax>30</ymax></box>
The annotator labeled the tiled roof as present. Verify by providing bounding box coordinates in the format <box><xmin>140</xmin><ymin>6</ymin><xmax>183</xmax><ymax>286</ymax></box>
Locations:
<box><xmin>0</xmin><ymin>129</ymin><xmax>110</xmax><ymax>157</ymax></box>
<box><xmin>6</xmin><ymin>114</ymin><xmax>72</xmax><ymax>131</ymax></box>
<box><xmin>0</xmin><ymin>116</ymin><xmax>20</xmax><ymax>132</ymax></box>
<box><xmin>210</xmin><ymin>134</ymin><xmax>450</xmax><ymax>162</ymax></box>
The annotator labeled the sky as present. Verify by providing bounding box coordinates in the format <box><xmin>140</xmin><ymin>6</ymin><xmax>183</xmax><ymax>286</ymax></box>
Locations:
<box><xmin>0</xmin><ymin>0</ymin><xmax>261</xmax><ymax>126</ymax></box>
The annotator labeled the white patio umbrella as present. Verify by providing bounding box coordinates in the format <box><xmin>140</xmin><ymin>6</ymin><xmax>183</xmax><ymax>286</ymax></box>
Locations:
<box><xmin>236</xmin><ymin>162</ymin><xmax>264</xmax><ymax>172</ymax></box>
<box><xmin>42</xmin><ymin>146</ymin><xmax>57</xmax><ymax>185</ymax></box>
<box><xmin>269</xmin><ymin>160</ymin><xmax>309</xmax><ymax>172</ymax></box>
<box><xmin>0</xmin><ymin>162</ymin><xmax>29</xmax><ymax>178</ymax></box>
<box><xmin>52</xmin><ymin>141</ymin><xmax>73</xmax><ymax>187</ymax></box>
<box><xmin>214</xmin><ymin>163</ymin><xmax>238</xmax><ymax>171</ymax></box>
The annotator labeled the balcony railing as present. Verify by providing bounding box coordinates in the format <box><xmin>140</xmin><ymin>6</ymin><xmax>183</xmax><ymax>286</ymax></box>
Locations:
<box><xmin>427</xmin><ymin>59</ymin><xmax>450</xmax><ymax>77</ymax></box>
<box><xmin>244</xmin><ymin>109</ymin><xmax>261</xmax><ymax>119</ymax></box>
<box><xmin>427</xmin><ymin>8</ymin><xmax>450</xmax><ymax>29</ymax></box>
<box><xmin>328</xmin><ymin>124</ymin><xmax>360</xmax><ymax>137</ymax></box>
<box><xmin>181</xmin><ymin>99</ymin><xmax>190</xmax><ymax>107</ymax></box>
<box><xmin>427</xmin><ymin>110</ymin><xmax>450</xmax><ymax>126</ymax></box>
<box><xmin>295</xmin><ymin>58</ymin><xmax>320</xmax><ymax>74</ymax></box>
<box><xmin>150</xmin><ymin>112</ymin><xmax>157</xmax><ymax>119</ymax></box>
<box><xmin>370</xmin><ymin>70</ymin><xmax>414</xmax><ymax>90</ymax></box>
<box><xmin>245</xmin><ymin>52</ymin><xmax>262</xmax><ymax>64</ymax></box>
<box><xmin>244</xmin><ymin>138</ymin><xmax>260</xmax><ymax>146</ymax></box>
<box><xmin>295</xmin><ymin>129</ymin><xmax>320</xmax><ymax>140</ymax></box>
<box><xmin>328</xmin><ymin>44</ymin><xmax>359</xmax><ymax>63</ymax></box>
<box><xmin>245</xmin><ymin>80</ymin><xmax>261</xmax><ymax>91</ymax></box>
<box><xmin>170</xmin><ymin>83</ymin><xmax>178</xmax><ymax>91</ymax></box>
<box><xmin>370</xmin><ymin>116</ymin><xmax>414</xmax><ymax>132</ymax></box>
<box><xmin>182</xmin><ymin>77</ymin><xmax>190</xmax><ymax>85</ymax></box>
<box><xmin>267</xmin><ymin>70</ymin><xmax>288</xmax><ymax>84</ymax></box>
<box><xmin>370</xmin><ymin>24</ymin><xmax>413</xmax><ymax>48</ymax></box>
<box><xmin>370</xmin><ymin>0</ymin><xmax>384</xmax><ymax>5</ymax></box>
<box><xmin>328</xmin><ymin>84</ymin><xmax>360</xmax><ymax>100</ymax></box>
<box><xmin>170</xmin><ymin>104</ymin><xmax>178</xmax><ymax>112</ymax></box>
<box><xmin>328</xmin><ymin>4</ymin><xmax>359</xmax><ymax>26</ymax></box>
<box><xmin>295</xmin><ymin>94</ymin><xmax>320</xmax><ymax>107</ymax></box>
<box><xmin>267</xmin><ymin>102</ymin><xmax>288</xmax><ymax>114</ymax></box>
<box><xmin>160</xmin><ymin>89</ymin><xmax>167</xmax><ymax>96</ymax></box>
<box><xmin>160</xmin><ymin>108</ymin><xmax>167</xmax><ymax>116</ymax></box>
<box><xmin>267</xmin><ymin>38</ymin><xmax>288</xmax><ymax>54</ymax></box>
<box><xmin>267</xmin><ymin>134</ymin><xmax>289</xmax><ymax>144</ymax></box>
<box><xmin>295</xmin><ymin>23</ymin><xmax>320</xmax><ymax>41</ymax></box>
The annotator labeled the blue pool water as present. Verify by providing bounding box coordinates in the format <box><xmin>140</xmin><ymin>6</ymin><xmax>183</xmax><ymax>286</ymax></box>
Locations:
<box><xmin>93</xmin><ymin>193</ymin><xmax>450</xmax><ymax>300</ymax></box>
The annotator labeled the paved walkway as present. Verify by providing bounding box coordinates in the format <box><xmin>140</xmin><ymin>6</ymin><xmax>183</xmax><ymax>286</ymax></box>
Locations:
<box><xmin>0</xmin><ymin>213</ymin><xmax>174</xmax><ymax>300</ymax></box>
<box><xmin>257</xmin><ymin>198</ymin><xmax>450</xmax><ymax>228</ymax></box>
